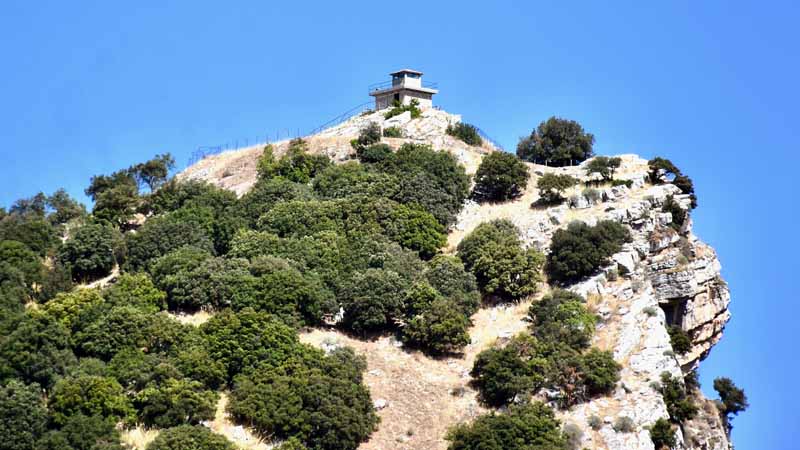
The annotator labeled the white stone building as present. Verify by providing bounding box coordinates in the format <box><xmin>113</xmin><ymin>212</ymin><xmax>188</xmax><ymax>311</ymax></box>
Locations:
<box><xmin>369</xmin><ymin>69</ymin><xmax>439</xmax><ymax>110</ymax></box>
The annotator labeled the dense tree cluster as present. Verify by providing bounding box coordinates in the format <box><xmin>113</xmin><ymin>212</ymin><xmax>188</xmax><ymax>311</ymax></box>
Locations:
<box><xmin>471</xmin><ymin>290</ymin><xmax>619</xmax><ymax>408</ymax></box>
<box><xmin>517</xmin><ymin>117</ymin><xmax>594</xmax><ymax>166</ymax></box>
<box><xmin>546</xmin><ymin>220</ymin><xmax>632</xmax><ymax>284</ymax></box>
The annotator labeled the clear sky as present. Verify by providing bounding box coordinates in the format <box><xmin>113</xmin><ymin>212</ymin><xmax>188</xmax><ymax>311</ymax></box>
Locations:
<box><xmin>1</xmin><ymin>1</ymin><xmax>797</xmax><ymax>448</ymax></box>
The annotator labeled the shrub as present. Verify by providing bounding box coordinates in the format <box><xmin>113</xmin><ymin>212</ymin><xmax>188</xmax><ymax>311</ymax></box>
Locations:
<box><xmin>228</xmin><ymin>352</ymin><xmax>378</xmax><ymax>450</ymax></box>
<box><xmin>37</xmin><ymin>413</ymin><xmax>125</xmax><ymax>450</ymax></box>
<box><xmin>403</xmin><ymin>297</ymin><xmax>471</xmax><ymax>354</ymax></box>
<box><xmin>382</xmin><ymin>126</ymin><xmax>403</xmax><ymax>138</ymax></box>
<box><xmin>340</xmin><ymin>268</ymin><xmax>406</xmax><ymax>334</ymax></box>
<box><xmin>643</xmin><ymin>306</ymin><xmax>659</xmax><ymax>317</ymax></box>
<box><xmin>611</xmin><ymin>179</ymin><xmax>633</xmax><ymax>188</ymax></box>
<box><xmin>0</xmin><ymin>380</ymin><xmax>48</xmax><ymax>450</ymax></box>
<box><xmin>457</xmin><ymin>220</ymin><xmax>544</xmax><ymax>301</ymax></box>
<box><xmin>585</xmin><ymin>156</ymin><xmax>622</xmax><ymax>181</ymax></box>
<box><xmin>425</xmin><ymin>255</ymin><xmax>480</xmax><ymax>316</ymax></box>
<box><xmin>662</xmin><ymin>195</ymin><xmax>687</xmax><ymax>231</ymax></box>
<box><xmin>446</xmin><ymin>122</ymin><xmax>483</xmax><ymax>146</ymax></box>
<box><xmin>58</xmin><ymin>223</ymin><xmax>123</xmax><ymax>282</ymax></box>
<box><xmin>41</xmin><ymin>288</ymin><xmax>105</xmax><ymax>331</ymax></box>
<box><xmin>472</xmin><ymin>152</ymin><xmax>530</xmax><ymax>202</ymax></box>
<box><xmin>357</xmin><ymin>143</ymin><xmax>393</xmax><ymax>163</ymax></box>
<box><xmin>49</xmin><ymin>375</ymin><xmax>134</xmax><ymax>425</ymax></box>
<box><xmin>258</xmin><ymin>139</ymin><xmax>331</xmax><ymax>183</ymax></box>
<box><xmin>517</xmin><ymin>117</ymin><xmax>594</xmax><ymax>167</ymax></box>
<box><xmin>0</xmin><ymin>313</ymin><xmax>76</xmax><ymax>389</ymax></box>
<box><xmin>536</xmin><ymin>173</ymin><xmax>579</xmax><ymax>204</ymax></box>
<box><xmin>659</xmin><ymin>372</ymin><xmax>698</xmax><ymax>423</ymax></box>
<box><xmin>587</xmin><ymin>415</ymin><xmax>603</xmax><ymax>430</ymax></box>
<box><xmin>234</xmin><ymin>178</ymin><xmax>314</xmax><ymax>227</ymax></box>
<box><xmin>562</xmin><ymin>422</ymin><xmax>583</xmax><ymax>450</ymax></box>
<box><xmin>124</xmin><ymin>214</ymin><xmax>214</xmax><ymax>272</ymax></box>
<box><xmin>647</xmin><ymin>157</ymin><xmax>681</xmax><ymax>184</ymax></box>
<box><xmin>354</xmin><ymin>123</ymin><xmax>382</xmax><ymax>150</ymax></box>
<box><xmin>0</xmin><ymin>240</ymin><xmax>43</xmax><ymax>290</ymax></box>
<box><xmin>312</xmin><ymin>162</ymin><xmax>398</xmax><ymax>200</ymax></box>
<box><xmin>201</xmin><ymin>308</ymin><xmax>303</xmax><ymax>382</ymax></box>
<box><xmin>582</xmin><ymin>187</ymin><xmax>601</xmax><ymax>204</ymax></box>
<box><xmin>445</xmin><ymin>402</ymin><xmax>567</xmax><ymax>450</ymax></box>
<box><xmin>384</xmin><ymin>98</ymin><xmax>421</xmax><ymax>119</ymax></box>
<box><xmin>545</xmin><ymin>220</ymin><xmax>631</xmax><ymax>285</ymax></box>
<box><xmin>470</xmin><ymin>334</ymin><xmax>549</xmax><ymax>406</ymax></box>
<box><xmin>133</xmin><ymin>378</ymin><xmax>218</xmax><ymax>428</ymax></box>
<box><xmin>667</xmin><ymin>325</ymin><xmax>692</xmax><ymax>355</ymax></box>
<box><xmin>146</xmin><ymin>425</ymin><xmax>236</xmax><ymax>450</ymax></box>
<box><xmin>613</xmin><ymin>416</ymin><xmax>635</xmax><ymax>433</ymax></box>
<box><xmin>713</xmin><ymin>377</ymin><xmax>748</xmax><ymax>433</ymax></box>
<box><xmin>103</xmin><ymin>273</ymin><xmax>167</xmax><ymax>312</ymax></box>
<box><xmin>649</xmin><ymin>418</ymin><xmax>676</xmax><ymax>449</ymax></box>
<box><xmin>528</xmin><ymin>289</ymin><xmax>596</xmax><ymax>350</ymax></box>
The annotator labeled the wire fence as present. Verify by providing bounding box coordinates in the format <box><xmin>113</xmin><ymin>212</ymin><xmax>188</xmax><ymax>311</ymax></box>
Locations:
<box><xmin>185</xmin><ymin>102</ymin><xmax>376</xmax><ymax>168</ymax></box>
<box><xmin>474</xmin><ymin>126</ymin><xmax>507</xmax><ymax>152</ymax></box>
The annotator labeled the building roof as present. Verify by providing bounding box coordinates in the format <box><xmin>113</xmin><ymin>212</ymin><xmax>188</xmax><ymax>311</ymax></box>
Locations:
<box><xmin>390</xmin><ymin>68</ymin><xmax>423</xmax><ymax>76</ymax></box>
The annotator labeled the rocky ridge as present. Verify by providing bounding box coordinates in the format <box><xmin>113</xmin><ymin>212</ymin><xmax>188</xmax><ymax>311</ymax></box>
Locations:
<box><xmin>179</xmin><ymin>107</ymin><xmax>732</xmax><ymax>450</ymax></box>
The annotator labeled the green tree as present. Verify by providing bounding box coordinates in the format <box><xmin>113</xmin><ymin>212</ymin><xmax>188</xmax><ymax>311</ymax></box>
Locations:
<box><xmin>146</xmin><ymin>425</ymin><xmax>236</xmax><ymax>450</ymax></box>
<box><xmin>103</xmin><ymin>273</ymin><xmax>166</xmax><ymax>312</ymax></box>
<box><xmin>472</xmin><ymin>152</ymin><xmax>530</xmax><ymax>202</ymax></box>
<box><xmin>58</xmin><ymin>224</ymin><xmax>123</xmax><ymax>282</ymax></box>
<box><xmin>131</xmin><ymin>153</ymin><xmax>175</xmax><ymax>191</ymax></box>
<box><xmin>667</xmin><ymin>325</ymin><xmax>692</xmax><ymax>355</ymax></box>
<box><xmin>49</xmin><ymin>375</ymin><xmax>134</xmax><ymax>425</ymax></box>
<box><xmin>425</xmin><ymin>255</ymin><xmax>480</xmax><ymax>316</ymax></box>
<box><xmin>41</xmin><ymin>288</ymin><xmax>105</xmax><ymax>331</ymax></box>
<box><xmin>352</xmin><ymin>122</ymin><xmax>382</xmax><ymax>151</ymax></box>
<box><xmin>517</xmin><ymin>117</ymin><xmax>594</xmax><ymax>167</ymax></box>
<box><xmin>536</xmin><ymin>173</ymin><xmax>578</xmax><ymax>205</ymax></box>
<box><xmin>234</xmin><ymin>177</ymin><xmax>313</xmax><ymax>227</ymax></box>
<box><xmin>0</xmin><ymin>240</ymin><xmax>43</xmax><ymax>290</ymax></box>
<box><xmin>0</xmin><ymin>380</ymin><xmax>48</xmax><ymax>450</ymax></box>
<box><xmin>659</xmin><ymin>372</ymin><xmax>698</xmax><ymax>423</ymax></box>
<box><xmin>403</xmin><ymin>297</ymin><xmax>471</xmax><ymax>354</ymax></box>
<box><xmin>0</xmin><ymin>313</ymin><xmax>76</xmax><ymax>389</ymax></box>
<box><xmin>46</xmin><ymin>189</ymin><xmax>87</xmax><ymax>226</ymax></box>
<box><xmin>134</xmin><ymin>378</ymin><xmax>218</xmax><ymax>428</ymax></box>
<box><xmin>201</xmin><ymin>308</ymin><xmax>303</xmax><ymax>381</ymax></box>
<box><xmin>446</xmin><ymin>122</ymin><xmax>483</xmax><ymax>146</ymax></box>
<box><xmin>340</xmin><ymin>268</ymin><xmax>407</xmax><ymax>334</ymax></box>
<box><xmin>647</xmin><ymin>157</ymin><xmax>681</xmax><ymax>184</ymax></box>
<box><xmin>457</xmin><ymin>220</ymin><xmax>544</xmax><ymax>301</ymax></box>
<box><xmin>445</xmin><ymin>402</ymin><xmax>568</xmax><ymax>450</ymax></box>
<box><xmin>649</xmin><ymin>418</ymin><xmax>676</xmax><ymax>449</ymax></box>
<box><xmin>545</xmin><ymin>220</ymin><xmax>631</xmax><ymax>285</ymax></box>
<box><xmin>124</xmin><ymin>214</ymin><xmax>214</xmax><ymax>271</ymax></box>
<box><xmin>37</xmin><ymin>414</ymin><xmax>125</xmax><ymax>450</ymax></box>
<box><xmin>470</xmin><ymin>334</ymin><xmax>549</xmax><ymax>406</ymax></box>
<box><xmin>528</xmin><ymin>289</ymin><xmax>596</xmax><ymax>349</ymax></box>
<box><xmin>258</xmin><ymin>139</ymin><xmax>331</xmax><ymax>183</ymax></box>
<box><xmin>713</xmin><ymin>377</ymin><xmax>748</xmax><ymax>433</ymax></box>
<box><xmin>584</xmin><ymin>156</ymin><xmax>622</xmax><ymax>181</ymax></box>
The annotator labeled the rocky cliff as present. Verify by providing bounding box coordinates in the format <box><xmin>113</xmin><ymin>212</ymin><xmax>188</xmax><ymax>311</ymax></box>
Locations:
<box><xmin>180</xmin><ymin>107</ymin><xmax>732</xmax><ymax>450</ymax></box>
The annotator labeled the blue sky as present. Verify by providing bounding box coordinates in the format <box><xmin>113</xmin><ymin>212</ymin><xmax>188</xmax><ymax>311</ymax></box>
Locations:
<box><xmin>1</xmin><ymin>1</ymin><xmax>797</xmax><ymax>447</ymax></box>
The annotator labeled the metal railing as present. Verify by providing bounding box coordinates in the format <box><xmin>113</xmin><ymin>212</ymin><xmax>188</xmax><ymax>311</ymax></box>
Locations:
<box><xmin>305</xmin><ymin>101</ymin><xmax>374</xmax><ymax>136</ymax></box>
<box><xmin>474</xmin><ymin>126</ymin><xmax>506</xmax><ymax>152</ymax></box>
<box><xmin>367</xmin><ymin>80</ymin><xmax>438</xmax><ymax>94</ymax></box>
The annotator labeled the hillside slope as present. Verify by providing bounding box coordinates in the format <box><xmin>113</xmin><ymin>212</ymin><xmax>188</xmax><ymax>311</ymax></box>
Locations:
<box><xmin>179</xmin><ymin>108</ymin><xmax>731</xmax><ymax>450</ymax></box>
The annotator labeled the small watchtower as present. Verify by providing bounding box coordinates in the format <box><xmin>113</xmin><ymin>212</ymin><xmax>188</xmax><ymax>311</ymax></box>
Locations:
<box><xmin>368</xmin><ymin>69</ymin><xmax>438</xmax><ymax>110</ymax></box>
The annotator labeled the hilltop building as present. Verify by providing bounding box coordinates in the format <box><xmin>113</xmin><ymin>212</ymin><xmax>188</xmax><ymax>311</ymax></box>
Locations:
<box><xmin>369</xmin><ymin>69</ymin><xmax>438</xmax><ymax>110</ymax></box>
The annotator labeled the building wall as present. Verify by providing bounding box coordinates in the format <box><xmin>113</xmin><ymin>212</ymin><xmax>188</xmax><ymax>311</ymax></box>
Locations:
<box><xmin>374</xmin><ymin>89</ymin><xmax>433</xmax><ymax>110</ymax></box>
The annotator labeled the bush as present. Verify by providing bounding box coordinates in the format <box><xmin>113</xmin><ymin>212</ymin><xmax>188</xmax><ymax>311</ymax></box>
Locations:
<box><xmin>340</xmin><ymin>268</ymin><xmax>406</xmax><ymax>334</ymax></box>
<box><xmin>312</xmin><ymin>162</ymin><xmax>398</xmax><ymax>200</ymax></box>
<box><xmin>457</xmin><ymin>220</ymin><xmax>544</xmax><ymax>301</ymax></box>
<box><xmin>49</xmin><ymin>375</ymin><xmax>134</xmax><ymax>425</ymax></box>
<box><xmin>58</xmin><ymin>223</ymin><xmax>123</xmax><ymax>282</ymax></box>
<box><xmin>103</xmin><ymin>273</ymin><xmax>166</xmax><ymax>312</ymax></box>
<box><xmin>472</xmin><ymin>152</ymin><xmax>530</xmax><ymax>202</ymax></box>
<box><xmin>446</xmin><ymin>122</ymin><xmax>483</xmax><ymax>146</ymax></box>
<box><xmin>37</xmin><ymin>413</ymin><xmax>125</xmax><ymax>450</ymax></box>
<box><xmin>124</xmin><ymin>214</ymin><xmax>214</xmax><ymax>272</ymax></box>
<box><xmin>356</xmin><ymin>143</ymin><xmax>393</xmax><ymax>163</ymax></box>
<box><xmin>536</xmin><ymin>173</ymin><xmax>578</xmax><ymax>205</ymax></box>
<box><xmin>425</xmin><ymin>255</ymin><xmax>480</xmax><ymax>316</ymax></box>
<box><xmin>0</xmin><ymin>313</ymin><xmax>76</xmax><ymax>389</ymax></box>
<box><xmin>0</xmin><ymin>240</ymin><xmax>43</xmax><ymax>291</ymax></box>
<box><xmin>528</xmin><ymin>289</ymin><xmax>596</xmax><ymax>350</ymax></box>
<box><xmin>234</xmin><ymin>178</ymin><xmax>313</xmax><ymax>228</ymax></box>
<box><xmin>257</xmin><ymin>139</ymin><xmax>331</xmax><ymax>183</ymax></box>
<box><xmin>587</xmin><ymin>415</ymin><xmax>603</xmax><ymax>430</ymax></box>
<box><xmin>649</xmin><ymin>418</ymin><xmax>676</xmax><ymax>449</ymax></box>
<box><xmin>133</xmin><ymin>378</ymin><xmax>218</xmax><ymax>428</ymax></box>
<box><xmin>517</xmin><ymin>117</ymin><xmax>594</xmax><ymax>167</ymax></box>
<box><xmin>470</xmin><ymin>334</ymin><xmax>548</xmax><ymax>406</ymax></box>
<box><xmin>445</xmin><ymin>402</ymin><xmax>567</xmax><ymax>450</ymax></box>
<box><xmin>146</xmin><ymin>425</ymin><xmax>236</xmax><ymax>450</ymax></box>
<box><xmin>611</xmin><ymin>179</ymin><xmax>633</xmax><ymax>188</ymax></box>
<box><xmin>382</xmin><ymin>126</ymin><xmax>403</xmax><ymax>138</ymax></box>
<box><xmin>384</xmin><ymin>98</ymin><xmax>421</xmax><ymax>119</ymax></box>
<box><xmin>354</xmin><ymin>123</ymin><xmax>382</xmax><ymax>150</ymax></box>
<box><xmin>667</xmin><ymin>325</ymin><xmax>692</xmax><ymax>355</ymax></box>
<box><xmin>0</xmin><ymin>380</ymin><xmax>48</xmax><ymax>450</ymax></box>
<box><xmin>201</xmin><ymin>308</ymin><xmax>302</xmax><ymax>382</ymax></box>
<box><xmin>545</xmin><ymin>220</ymin><xmax>631</xmax><ymax>285</ymax></box>
<box><xmin>403</xmin><ymin>297</ymin><xmax>471</xmax><ymax>354</ymax></box>
<box><xmin>582</xmin><ymin>187</ymin><xmax>601</xmax><ymax>204</ymax></box>
<box><xmin>659</xmin><ymin>372</ymin><xmax>698</xmax><ymax>423</ymax></box>
<box><xmin>228</xmin><ymin>352</ymin><xmax>378</xmax><ymax>450</ymax></box>
<box><xmin>585</xmin><ymin>156</ymin><xmax>622</xmax><ymax>181</ymax></box>
<box><xmin>613</xmin><ymin>416</ymin><xmax>635</xmax><ymax>433</ymax></box>
<box><xmin>662</xmin><ymin>195</ymin><xmax>687</xmax><ymax>231</ymax></box>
